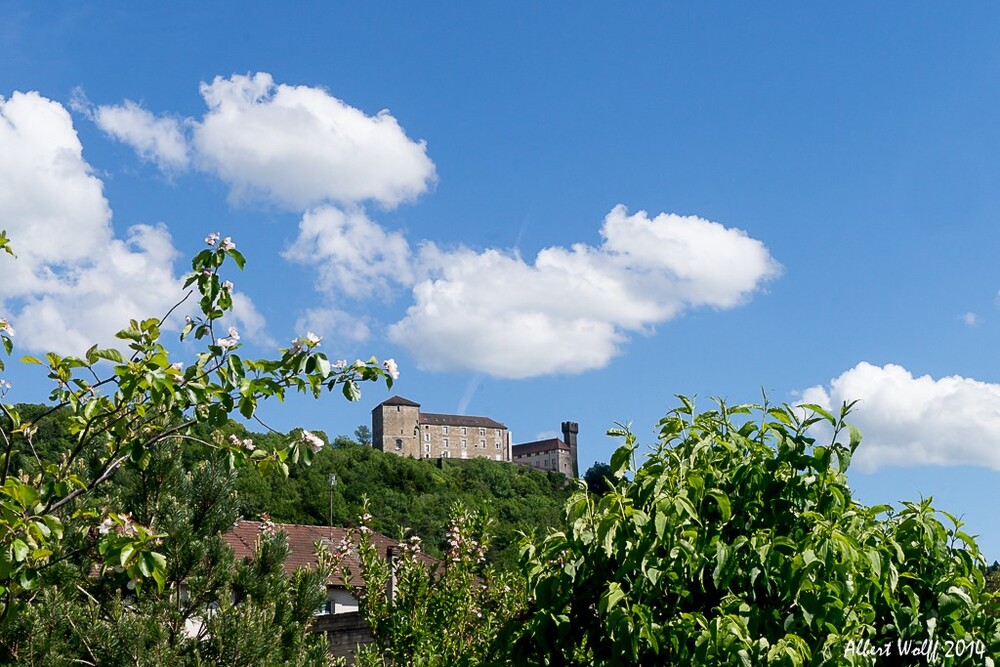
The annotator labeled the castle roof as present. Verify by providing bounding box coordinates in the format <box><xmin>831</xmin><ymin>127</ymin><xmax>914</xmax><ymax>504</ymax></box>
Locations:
<box><xmin>512</xmin><ymin>438</ymin><xmax>571</xmax><ymax>456</ymax></box>
<box><xmin>377</xmin><ymin>395</ymin><xmax>421</xmax><ymax>408</ymax></box>
<box><xmin>419</xmin><ymin>412</ymin><xmax>507</xmax><ymax>430</ymax></box>
<box><xmin>223</xmin><ymin>520</ymin><xmax>437</xmax><ymax>588</ymax></box>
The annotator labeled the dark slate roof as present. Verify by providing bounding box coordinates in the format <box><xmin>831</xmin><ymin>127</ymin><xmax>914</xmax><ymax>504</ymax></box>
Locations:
<box><xmin>378</xmin><ymin>395</ymin><xmax>421</xmax><ymax>408</ymax></box>
<box><xmin>512</xmin><ymin>438</ymin><xmax>570</xmax><ymax>456</ymax></box>
<box><xmin>223</xmin><ymin>520</ymin><xmax>436</xmax><ymax>588</ymax></box>
<box><xmin>419</xmin><ymin>412</ymin><xmax>507</xmax><ymax>430</ymax></box>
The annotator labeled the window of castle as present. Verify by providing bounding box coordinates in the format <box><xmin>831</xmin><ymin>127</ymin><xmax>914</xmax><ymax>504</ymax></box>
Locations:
<box><xmin>443</xmin><ymin>438</ymin><xmax>449</xmax><ymax>447</ymax></box>
<box><xmin>461</xmin><ymin>439</ymin><xmax>467</xmax><ymax>448</ymax></box>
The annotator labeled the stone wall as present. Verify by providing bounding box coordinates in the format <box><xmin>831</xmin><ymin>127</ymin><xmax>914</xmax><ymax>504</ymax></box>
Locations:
<box><xmin>313</xmin><ymin>612</ymin><xmax>373</xmax><ymax>663</ymax></box>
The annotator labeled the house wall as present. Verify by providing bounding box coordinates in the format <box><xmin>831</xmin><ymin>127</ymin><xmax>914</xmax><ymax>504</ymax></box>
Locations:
<box><xmin>313</xmin><ymin>611</ymin><xmax>372</xmax><ymax>663</ymax></box>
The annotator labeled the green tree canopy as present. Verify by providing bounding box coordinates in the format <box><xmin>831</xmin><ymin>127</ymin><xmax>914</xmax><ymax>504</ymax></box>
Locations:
<box><xmin>499</xmin><ymin>398</ymin><xmax>1000</xmax><ymax>666</ymax></box>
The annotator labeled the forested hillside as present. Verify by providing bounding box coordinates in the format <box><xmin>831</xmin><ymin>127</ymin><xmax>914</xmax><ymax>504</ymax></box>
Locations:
<box><xmin>11</xmin><ymin>404</ymin><xmax>573</xmax><ymax>570</ymax></box>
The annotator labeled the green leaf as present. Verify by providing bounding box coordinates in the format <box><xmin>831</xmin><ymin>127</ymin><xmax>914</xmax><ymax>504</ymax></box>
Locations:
<box><xmin>93</xmin><ymin>348</ymin><xmax>125</xmax><ymax>364</ymax></box>
<box><xmin>19</xmin><ymin>355</ymin><xmax>43</xmax><ymax>365</ymax></box>
<box><xmin>713</xmin><ymin>541</ymin><xmax>730</xmax><ymax>588</ymax></box>
<box><xmin>799</xmin><ymin>403</ymin><xmax>835</xmax><ymax>425</ymax></box>
<box><xmin>226</xmin><ymin>248</ymin><xmax>246</xmax><ymax>269</ymax></box>
<box><xmin>848</xmin><ymin>423</ymin><xmax>862</xmax><ymax>452</ymax></box>
<box><xmin>119</xmin><ymin>544</ymin><xmax>135</xmax><ymax>566</ymax></box>
<box><xmin>599</xmin><ymin>582</ymin><xmax>626</xmax><ymax>615</ymax></box>
<box><xmin>707</xmin><ymin>489</ymin><xmax>732</xmax><ymax>523</ymax></box>
<box><xmin>342</xmin><ymin>380</ymin><xmax>361</xmax><ymax>402</ymax></box>
<box><xmin>11</xmin><ymin>539</ymin><xmax>29</xmax><ymax>562</ymax></box>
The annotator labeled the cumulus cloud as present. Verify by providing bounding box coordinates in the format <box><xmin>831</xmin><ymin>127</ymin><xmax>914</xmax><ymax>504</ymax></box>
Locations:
<box><xmin>293</xmin><ymin>307</ymin><xmax>371</xmax><ymax>345</ymax></box>
<box><xmin>192</xmin><ymin>73</ymin><xmax>436</xmax><ymax>209</ymax></box>
<box><xmin>283</xmin><ymin>206</ymin><xmax>413</xmax><ymax>298</ymax></box>
<box><xmin>962</xmin><ymin>311</ymin><xmax>980</xmax><ymax>327</ymax></box>
<box><xmin>92</xmin><ymin>100</ymin><xmax>190</xmax><ymax>171</ymax></box>
<box><xmin>0</xmin><ymin>90</ymin><xmax>263</xmax><ymax>355</ymax></box>
<box><xmin>388</xmin><ymin>205</ymin><xmax>781</xmax><ymax>378</ymax></box>
<box><xmin>800</xmin><ymin>362</ymin><xmax>1000</xmax><ymax>471</ymax></box>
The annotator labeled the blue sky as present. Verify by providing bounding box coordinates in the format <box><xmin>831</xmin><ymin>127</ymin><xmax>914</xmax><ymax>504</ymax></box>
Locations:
<box><xmin>3</xmin><ymin>4</ymin><xmax>1000</xmax><ymax>558</ymax></box>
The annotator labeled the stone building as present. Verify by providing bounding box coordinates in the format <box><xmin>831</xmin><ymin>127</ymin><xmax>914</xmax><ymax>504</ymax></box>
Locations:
<box><xmin>371</xmin><ymin>396</ymin><xmax>512</xmax><ymax>462</ymax></box>
<box><xmin>511</xmin><ymin>421</ymin><xmax>579</xmax><ymax>477</ymax></box>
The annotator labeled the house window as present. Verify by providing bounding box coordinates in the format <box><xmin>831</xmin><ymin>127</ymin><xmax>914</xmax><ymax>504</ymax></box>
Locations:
<box><xmin>424</xmin><ymin>433</ymin><xmax>430</xmax><ymax>442</ymax></box>
<box><xmin>395</xmin><ymin>439</ymin><xmax>402</xmax><ymax>450</ymax></box>
<box><xmin>443</xmin><ymin>438</ymin><xmax>449</xmax><ymax>447</ymax></box>
<box><xmin>443</xmin><ymin>425</ymin><xmax>449</xmax><ymax>434</ymax></box>
<box><xmin>479</xmin><ymin>439</ymin><xmax>485</xmax><ymax>448</ymax></box>
<box><xmin>443</xmin><ymin>450</ymin><xmax>450</xmax><ymax>458</ymax></box>
<box><xmin>424</xmin><ymin>443</ymin><xmax>430</xmax><ymax>454</ymax></box>
<box><xmin>461</xmin><ymin>427</ymin><xmax>467</xmax><ymax>435</ymax></box>
<box><xmin>495</xmin><ymin>442</ymin><xmax>501</xmax><ymax>450</ymax></box>
<box><xmin>461</xmin><ymin>439</ymin><xmax>467</xmax><ymax>448</ymax></box>
<box><xmin>479</xmin><ymin>428</ymin><xmax>485</xmax><ymax>436</ymax></box>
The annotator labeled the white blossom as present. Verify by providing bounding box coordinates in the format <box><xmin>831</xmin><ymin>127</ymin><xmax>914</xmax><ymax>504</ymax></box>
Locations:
<box><xmin>301</xmin><ymin>430</ymin><xmax>325</xmax><ymax>453</ymax></box>
<box><xmin>228</xmin><ymin>326</ymin><xmax>240</xmax><ymax>340</ymax></box>
<box><xmin>222</xmin><ymin>280</ymin><xmax>234</xmax><ymax>293</ymax></box>
<box><xmin>220</xmin><ymin>237</ymin><xmax>236</xmax><ymax>251</ymax></box>
<box><xmin>382</xmin><ymin>358</ymin><xmax>400</xmax><ymax>380</ymax></box>
<box><xmin>305</xmin><ymin>331</ymin><xmax>321</xmax><ymax>345</ymax></box>
<box><xmin>218</xmin><ymin>337</ymin><xmax>236</xmax><ymax>349</ymax></box>
<box><xmin>205</xmin><ymin>231</ymin><xmax>220</xmax><ymax>246</ymax></box>
<box><xmin>98</xmin><ymin>517</ymin><xmax>115</xmax><ymax>535</ymax></box>
<box><xmin>0</xmin><ymin>318</ymin><xmax>14</xmax><ymax>336</ymax></box>
<box><xmin>333</xmin><ymin>359</ymin><xmax>347</xmax><ymax>371</ymax></box>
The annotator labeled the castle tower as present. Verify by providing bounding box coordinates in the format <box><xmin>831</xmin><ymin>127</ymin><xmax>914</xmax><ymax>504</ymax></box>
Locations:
<box><xmin>561</xmin><ymin>421</ymin><xmax>579</xmax><ymax>477</ymax></box>
<box><xmin>373</xmin><ymin>396</ymin><xmax>421</xmax><ymax>457</ymax></box>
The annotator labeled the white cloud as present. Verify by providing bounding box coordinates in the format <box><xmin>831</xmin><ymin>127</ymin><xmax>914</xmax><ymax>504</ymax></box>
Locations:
<box><xmin>800</xmin><ymin>362</ymin><xmax>1000</xmax><ymax>471</ymax></box>
<box><xmin>192</xmin><ymin>73</ymin><xmax>436</xmax><ymax>209</ymax></box>
<box><xmin>389</xmin><ymin>205</ymin><xmax>781</xmax><ymax>378</ymax></box>
<box><xmin>283</xmin><ymin>206</ymin><xmax>413</xmax><ymax>298</ymax></box>
<box><xmin>293</xmin><ymin>307</ymin><xmax>370</xmax><ymax>345</ymax></box>
<box><xmin>92</xmin><ymin>100</ymin><xmax>189</xmax><ymax>171</ymax></box>
<box><xmin>962</xmin><ymin>311</ymin><xmax>980</xmax><ymax>327</ymax></box>
<box><xmin>0</xmin><ymin>90</ymin><xmax>266</xmax><ymax>355</ymax></box>
<box><xmin>229</xmin><ymin>292</ymin><xmax>274</xmax><ymax>347</ymax></box>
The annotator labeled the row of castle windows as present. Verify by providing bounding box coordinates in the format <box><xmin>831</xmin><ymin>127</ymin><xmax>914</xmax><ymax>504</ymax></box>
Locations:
<box><xmin>419</xmin><ymin>445</ymin><xmax>503</xmax><ymax>462</ymax></box>
<box><xmin>427</xmin><ymin>425</ymin><xmax>502</xmax><ymax>438</ymax></box>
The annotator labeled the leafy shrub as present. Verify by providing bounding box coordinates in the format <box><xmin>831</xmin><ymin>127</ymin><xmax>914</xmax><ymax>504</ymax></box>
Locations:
<box><xmin>498</xmin><ymin>398</ymin><xmax>1000</xmax><ymax>666</ymax></box>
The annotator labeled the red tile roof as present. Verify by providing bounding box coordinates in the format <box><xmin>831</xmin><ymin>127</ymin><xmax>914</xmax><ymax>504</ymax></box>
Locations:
<box><xmin>223</xmin><ymin>520</ymin><xmax>436</xmax><ymax>588</ymax></box>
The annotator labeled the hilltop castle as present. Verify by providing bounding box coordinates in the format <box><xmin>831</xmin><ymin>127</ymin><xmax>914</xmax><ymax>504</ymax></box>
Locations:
<box><xmin>371</xmin><ymin>396</ymin><xmax>578</xmax><ymax>477</ymax></box>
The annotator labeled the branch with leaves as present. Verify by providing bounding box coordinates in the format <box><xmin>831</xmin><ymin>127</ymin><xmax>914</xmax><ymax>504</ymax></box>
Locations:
<box><xmin>0</xmin><ymin>232</ymin><xmax>396</xmax><ymax>623</ymax></box>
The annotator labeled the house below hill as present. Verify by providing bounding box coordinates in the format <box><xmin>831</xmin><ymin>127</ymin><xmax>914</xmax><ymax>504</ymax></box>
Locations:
<box><xmin>223</xmin><ymin>519</ymin><xmax>437</xmax><ymax>660</ymax></box>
